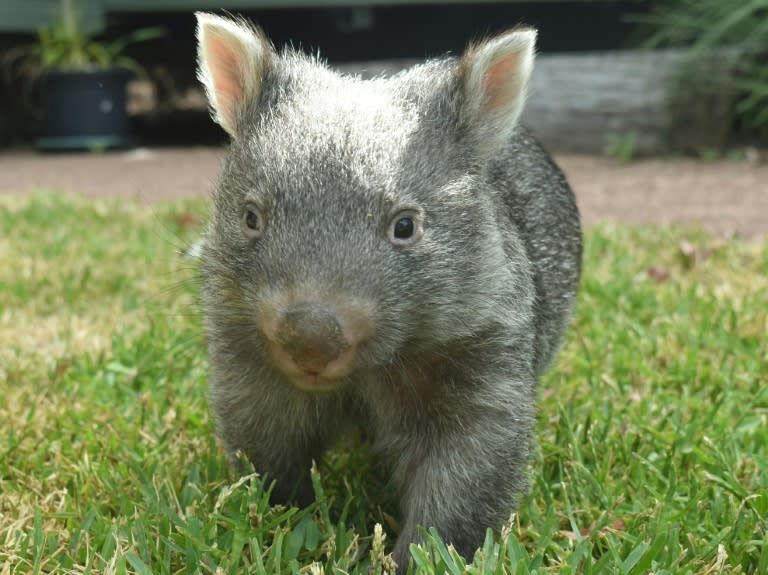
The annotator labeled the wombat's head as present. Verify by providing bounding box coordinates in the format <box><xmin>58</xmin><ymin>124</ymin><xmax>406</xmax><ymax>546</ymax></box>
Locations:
<box><xmin>196</xmin><ymin>13</ymin><xmax>536</xmax><ymax>392</ymax></box>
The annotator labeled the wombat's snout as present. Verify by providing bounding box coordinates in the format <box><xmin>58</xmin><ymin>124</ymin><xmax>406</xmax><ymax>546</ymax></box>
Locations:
<box><xmin>262</xmin><ymin>297</ymin><xmax>373</xmax><ymax>390</ymax></box>
<box><xmin>276</xmin><ymin>304</ymin><xmax>347</xmax><ymax>372</ymax></box>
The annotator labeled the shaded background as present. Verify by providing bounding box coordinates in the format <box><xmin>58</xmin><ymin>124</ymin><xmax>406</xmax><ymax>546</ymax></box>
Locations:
<box><xmin>0</xmin><ymin>0</ymin><xmax>675</xmax><ymax>149</ymax></box>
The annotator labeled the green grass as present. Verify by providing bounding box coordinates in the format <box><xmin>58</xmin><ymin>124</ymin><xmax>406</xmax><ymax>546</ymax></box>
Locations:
<box><xmin>1</xmin><ymin>192</ymin><xmax>766</xmax><ymax>574</ymax></box>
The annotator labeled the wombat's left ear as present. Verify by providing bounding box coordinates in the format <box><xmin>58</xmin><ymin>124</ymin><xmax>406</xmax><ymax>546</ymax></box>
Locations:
<box><xmin>460</xmin><ymin>28</ymin><xmax>536</xmax><ymax>153</ymax></box>
<box><xmin>195</xmin><ymin>12</ymin><xmax>271</xmax><ymax>138</ymax></box>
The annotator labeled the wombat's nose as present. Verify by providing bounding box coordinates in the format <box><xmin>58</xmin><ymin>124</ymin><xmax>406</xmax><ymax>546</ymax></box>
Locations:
<box><xmin>275</xmin><ymin>303</ymin><xmax>348</xmax><ymax>371</ymax></box>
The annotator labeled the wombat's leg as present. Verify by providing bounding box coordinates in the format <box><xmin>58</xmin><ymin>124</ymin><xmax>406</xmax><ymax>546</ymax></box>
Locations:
<box><xmin>212</xmin><ymin>384</ymin><xmax>344</xmax><ymax>506</ymax></box>
<box><xmin>388</xmin><ymin>398</ymin><xmax>534</xmax><ymax>571</ymax></box>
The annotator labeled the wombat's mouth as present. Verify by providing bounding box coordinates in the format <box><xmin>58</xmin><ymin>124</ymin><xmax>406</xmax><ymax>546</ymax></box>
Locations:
<box><xmin>291</xmin><ymin>371</ymin><xmax>346</xmax><ymax>393</ymax></box>
<box><xmin>266</xmin><ymin>340</ymin><xmax>359</xmax><ymax>392</ymax></box>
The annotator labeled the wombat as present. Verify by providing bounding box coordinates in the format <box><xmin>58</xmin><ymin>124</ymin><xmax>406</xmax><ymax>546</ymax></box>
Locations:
<box><xmin>195</xmin><ymin>12</ymin><xmax>582</xmax><ymax>570</ymax></box>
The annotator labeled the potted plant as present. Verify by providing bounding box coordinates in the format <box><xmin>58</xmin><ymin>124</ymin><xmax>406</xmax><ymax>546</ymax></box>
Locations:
<box><xmin>10</xmin><ymin>0</ymin><xmax>162</xmax><ymax>150</ymax></box>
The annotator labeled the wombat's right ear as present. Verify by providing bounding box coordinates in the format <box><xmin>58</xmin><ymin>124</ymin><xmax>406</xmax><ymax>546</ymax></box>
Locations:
<box><xmin>195</xmin><ymin>12</ymin><xmax>271</xmax><ymax>138</ymax></box>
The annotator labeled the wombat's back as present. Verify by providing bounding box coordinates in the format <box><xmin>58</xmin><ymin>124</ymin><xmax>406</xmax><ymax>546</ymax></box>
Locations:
<box><xmin>493</xmin><ymin>127</ymin><xmax>582</xmax><ymax>374</ymax></box>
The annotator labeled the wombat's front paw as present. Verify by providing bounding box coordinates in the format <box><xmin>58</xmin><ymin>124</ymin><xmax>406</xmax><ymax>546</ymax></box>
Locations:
<box><xmin>391</xmin><ymin>541</ymin><xmax>412</xmax><ymax>575</ymax></box>
<box><xmin>270</xmin><ymin>479</ymin><xmax>314</xmax><ymax>509</ymax></box>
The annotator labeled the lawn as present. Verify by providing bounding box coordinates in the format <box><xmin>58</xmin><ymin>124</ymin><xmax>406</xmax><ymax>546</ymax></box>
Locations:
<box><xmin>0</xmin><ymin>192</ymin><xmax>766</xmax><ymax>574</ymax></box>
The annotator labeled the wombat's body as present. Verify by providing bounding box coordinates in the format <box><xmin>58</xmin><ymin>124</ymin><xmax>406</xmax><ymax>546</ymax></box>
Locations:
<box><xmin>196</xmin><ymin>13</ymin><xmax>581</xmax><ymax>570</ymax></box>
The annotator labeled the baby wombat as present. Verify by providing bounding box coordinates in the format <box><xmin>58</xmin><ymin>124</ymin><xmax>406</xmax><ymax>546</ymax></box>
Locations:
<box><xmin>195</xmin><ymin>12</ymin><xmax>582</xmax><ymax>570</ymax></box>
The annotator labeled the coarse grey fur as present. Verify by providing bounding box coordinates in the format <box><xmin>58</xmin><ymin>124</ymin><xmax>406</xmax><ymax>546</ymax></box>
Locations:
<box><xmin>196</xmin><ymin>14</ymin><xmax>581</xmax><ymax>572</ymax></box>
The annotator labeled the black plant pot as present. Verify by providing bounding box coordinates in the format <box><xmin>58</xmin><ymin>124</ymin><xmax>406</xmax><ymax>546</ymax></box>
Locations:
<box><xmin>37</xmin><ymin>68</ymin><xmax>133</xmax><ymax>151</ymax></box>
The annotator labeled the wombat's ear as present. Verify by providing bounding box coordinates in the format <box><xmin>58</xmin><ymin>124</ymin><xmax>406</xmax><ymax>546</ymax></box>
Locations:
<box><xmin>459</xmin><ymin>28</ymin><xmax>536</xmax><ymax>154</ymax></box>
<box><xmin>195</xmin><ymin>12</ymin><xmax>271</xmax><ymax>138</ymax></box>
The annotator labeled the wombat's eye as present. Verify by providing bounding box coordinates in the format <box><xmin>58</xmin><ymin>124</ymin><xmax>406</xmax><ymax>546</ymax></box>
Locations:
<box><xmin>392</xmin><ymin>218</ymin><xmax>416</xmax><ymax>240</ymax></box>
<box><xmin>394</xmin><ymin>218</ymin><xmax>414</xmax><ymax>238</ymax></box>
<box><xmin>387</xmin><ymin>209</ymin><xmax>423</xmax><ymax>246</ymax></box>
<box><xmin>241</xmin><ymin>203</ymin><xmax>265</xmax><ymax>239</ymax></box>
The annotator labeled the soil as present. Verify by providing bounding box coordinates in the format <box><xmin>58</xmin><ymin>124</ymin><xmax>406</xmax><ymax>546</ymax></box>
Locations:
<box><xmin>0</xmin><ymin>147</ymin><xmax>766</xmax><ymax>237</ymax></box>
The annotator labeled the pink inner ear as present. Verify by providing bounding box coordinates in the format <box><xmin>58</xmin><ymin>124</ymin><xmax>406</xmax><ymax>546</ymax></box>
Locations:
<box><xmin>483</xmin><ymin>52</ymin><xmax>521</xmax><ymax>112</ymax></box>
<box><xmin>207</xmin><ymin>35</ymin><xmax>244</xmax><ymax>120</ymax></box>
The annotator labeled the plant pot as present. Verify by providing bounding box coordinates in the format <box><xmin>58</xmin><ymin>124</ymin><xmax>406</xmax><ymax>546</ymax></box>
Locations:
<box><xmin>37</xmin><ymin>68</ymin><xmax>133</xmax><ymax>151</ymax></box>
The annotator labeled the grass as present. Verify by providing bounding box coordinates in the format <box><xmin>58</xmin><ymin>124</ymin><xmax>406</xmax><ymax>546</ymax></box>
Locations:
<box><xmin>1</xmin><ymin>192</ymin><xmax>766</xmax><ymax>574</ymax></box>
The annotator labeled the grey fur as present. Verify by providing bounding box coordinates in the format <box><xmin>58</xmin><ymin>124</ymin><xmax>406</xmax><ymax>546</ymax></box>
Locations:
<box><xmin>196</xmin><ymin>14</ymin><xmax>581</xmax><ymax>571</ymax></box>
